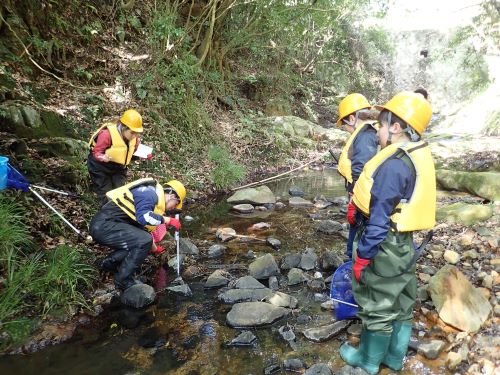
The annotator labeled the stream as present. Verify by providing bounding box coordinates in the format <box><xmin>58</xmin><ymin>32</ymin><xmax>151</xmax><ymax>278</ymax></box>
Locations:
<box><xmin>0</xmin><ymin>166</ymin><xmax>451</xmax><ymax>374</ymax></box>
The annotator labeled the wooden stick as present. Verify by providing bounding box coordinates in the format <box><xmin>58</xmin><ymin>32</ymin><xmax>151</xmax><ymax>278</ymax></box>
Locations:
<box><xmin>232</xmin><ymin>153</ymin><xmax>327</xmax><ymax>191</ymax></box>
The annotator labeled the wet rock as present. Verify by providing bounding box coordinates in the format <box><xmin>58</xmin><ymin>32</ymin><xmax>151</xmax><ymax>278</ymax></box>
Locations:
<box><xmin>247</xmin><ymin>250</ymin><xmax>255</xmax><ymax>258</ymax></box>
<box><xmin>417</xmin><ymin>286</ymin><xmax>429</xmax><ymax>302</ymax></box>
<box><xmin>269</xmin><ymin>276</ymin><xmax>279</xmax><ymax>291</ymax></box>
<box><xmin>182</xmin><ymin>335</ymin><xmax>199</xmax><ymax>349</ymax></box>
<box><xmin>167</xmin><ymin>254</ymin><xmax>185</xmax><ymax>270</ymax></box>
<box><xmin>302</xmin><ymin>321</ymin><xmax>349</xmax><ymax>342</ymax></box>
<box><xmin>121</xmin><ymin>284</ymin><xmax>156</xmax><ymax>308</ymax></box>
<box><xmin>138</xmin><ymin>327</ymin><xmax>165</xmax><ymax>348</ymax></box>
<box><xmin>226</xmin><ymin>302</ymin><xmax>289</xmax><ymax>327</ymax></box>
<box><xmin>428</xmin><ymin>265</ymin><xmax>492</xmax><ymax>332</ymax></box>
<box><xmin>264</xmin><ymin>364</ymin><xmax>281</xmax><ymax>374</ymax></box>
<box><xmin>417</xmin><ymin>339</ymin><xmax>446</xmax><ymax>359</ymax></box>
<box><xmin>264</xmin><ymin>291</ymin><xmax>298</xmax><ymax>308</ymax></box>
<box><xmin>231</xmin><ymin>203</ymin><xmax>255</xmax><ymax>213</ymax></box>
<box><xmin>308</xmin><ymin>278</ymin><xmax>326</xmax><ymax>292</ymax></box>
<box><xmin>266</xmin><ymin>237</ymin><xmax>282</xmax><ymax>250</ymax></box>
<box><xmin>182</xmin><ymin>265</ymin><xmax>201</xmax><ymax>280</ymax></box>
<box><xmin>281</xmin><ymin>253</ymin><xmax>302</xmax><ymax>270</ymax></box>
<box><xmin>218</xmin><ymin>288</ymin><xmax>273</xmax><ymax>304</ymax></box>
<box><xmin>289</xmin><ymin>196</ymin><xmax>314</xmax><ymax>207</ymax></box>
<box><xmin>436</xmin><ymin>169</ymin><xmax>500</xmax><ymax>202</ymax></box>
<box><xmin>248</xmin><ymin>222</ymin><xmax>271</xmax><ymax>231</ymax></box>
<box><xmin>117</xmin><ymin>308</ymin><xmax>149</xmax><ymax>329</ymax></box>
<box><xmin>316</xmin><ymin>220</ymin><xmax>343</xmax><ymax>235</ymax></box>
<box><xmin>314</xmin><ymin>293</ymin><xmax>328</xmax><ymax>302</ymax></box>
<box><xmin>179</xmin><ymin>238</ymin><xmax>199</xmax><ymax>255</ymax></box>
<box><xmin>207</xmin><ymin>244</ymin><xmax>227</xmax><ymax>258</ymax></box>
<box><xmin>437</xmin><ymin>202</ymin><xmax>493</xmax><ymax>226</ymax></box>
<box><xmin>278</xmin><ymin>325</ymin><xmax>296</xmax><ymax>341</ymax></box>
<box><xmin>216</xmin><ymin>227</ymin><xmax>237</xmax><ymax>242</ymax></box>
<box><xmin>228</xmin><ymin>330</ymin><xmax>257</xmax><ymax>346</ymax></box>
<box><xmin>300</xmin><ymin>248</ymin><xmax>318</xmax><ymax>270</ymax></box>
<box><xmin>443</xmin><ymin>250</ymin><xmax>460</xmax><ymax>264</ymax></box>
<box><xmin>249</xmin><ymin>254</ymin><xmax>280</xmax><ymax>279</ymax></box>
<box><xmin>304</xmin><ymin>363</ymin><xmax>333</xmax><ymax>375</ymax></box>
<box><xmin>331</xmin><ymin>196</ymin><xmax>348</xmax><ymax>206</ymax></box>
<box><xmin>335</xmin><ymin>365</ymin><xmax>368</xmax><ymax>375</ymax></box>
<box><xmin>184</xmin><ymin>215</ymin><xmax>194</xmax><ymax>221</ymax></box>
<box><xmin>321</xmin><ymin>251</ymin><xmax>343</xmax><ymax>271</ymax></box>
<box><xmin>233</xmin><ymin>275</ymin><xmax>266</xmax><ymax>289</ymax></box>
<box><xmin>288</xmin><ymin>268</ymin><xmax>308</xmax><ymax>285</ymax></box>
<box><xmin>289</xmin><ymin>186</ymin><xmax>305</xmax><ymax>197</ymax></box>
<box><xmin>227</xmin><ymin>185</ymin><xmax>276</xmax><ymax>205</ymax></box>
<box><xmin>446</xmin><ymin>351</ymin><xmax>463</xmax><ymax>370</ymax></box>
<box><xmin>205</xmin><ymin>270</ymin><xmax>230</xmax><ymax>289</ymax></box>
<box><xmin>420</xmin><ymin>265</ymin><xmax>438</xmax><ymax>275</ymax></box>
<box><xmin>275</xmin><ymin>201</ymin><xmax>286</xmax><ymax>209</ymax></box>
<box><xmin>321</xmin><ymin>300</ymin><xmax>334</xmax><ymax>310</ymax></box>
<box><xmin>166</xmin><ymin>283</ymin><xmax>193</xmax><ymax>297</ymax></box>
<box><xmin>283</xmin><ymin>358</ymin><xmax>306</xmax><ymax>373</ymax></box>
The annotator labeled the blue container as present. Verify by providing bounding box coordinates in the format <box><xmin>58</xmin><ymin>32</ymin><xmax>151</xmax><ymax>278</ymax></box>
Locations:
<box><xmin>0</xmin><ymin>156</ymin><xmax>9</xmax><ymax>190</ymax></box>
<box><xmin>330</xmin><ymin>261</ymin><xmax>359</xmax><ymax>320</ymax></box>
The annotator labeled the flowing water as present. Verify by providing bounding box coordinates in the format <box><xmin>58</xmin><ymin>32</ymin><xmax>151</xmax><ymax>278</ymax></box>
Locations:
<box><xmin>0</xmin><ymin>167</ymin><xmax>449</xmax><ymax>374</ymax></box>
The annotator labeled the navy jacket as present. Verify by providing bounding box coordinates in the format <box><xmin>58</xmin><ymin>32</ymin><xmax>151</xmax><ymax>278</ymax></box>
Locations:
<box><xmin>357</xmin><ymin>157</ymin><xmax>416</xmax><ymax>259</ymax></box>
<box><xmin>348</xmin><ymin>127</ymin><xmax>378</xmax><ymax>192</ymax></box>
<box><xmin>131</xmin><ymin>185</ymin><xmax>165</xmax><ymax>227</ymax></box>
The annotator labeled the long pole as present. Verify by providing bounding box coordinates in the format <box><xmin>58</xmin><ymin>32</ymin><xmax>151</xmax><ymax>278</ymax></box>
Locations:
<box><xmin>31</xmin><ymin>184</ymin><xmax>76</xmax><ymax>197</ymax></box>
<box><xmin>331</xmin><ymin>298</ymin><xmax>358</xmax><ymax>308</ymax></box>
<box><xmin>175</xmin><ymin>214</ymin><xmax>180</xmax><ymax>277</ymax></box>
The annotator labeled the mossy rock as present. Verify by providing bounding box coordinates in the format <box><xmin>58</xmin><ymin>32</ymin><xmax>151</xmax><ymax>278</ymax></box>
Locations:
<box><xmin>436</xmin><ymin>202</ymin><xmax>493</xmax><ymax>226</ymax></box>
<box><xmin>29</xmin><ymin>137</ymin><xmax>88</xmax><ymax>159</ymax></box>
<box><xmin>436</xmin><ymin>169</ymin><xmax>500</xmax><ymax>202</ymax></box>
<box><xmin>264</xmin><ymin>98</ymin><xmax>292</xmax><ymax>116</ymax></box>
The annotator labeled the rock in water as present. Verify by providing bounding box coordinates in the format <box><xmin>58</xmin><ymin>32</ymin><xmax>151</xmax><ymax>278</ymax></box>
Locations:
<box><xmin>428</xmin><ymin>265</ymin><xmax>492</xmax><ymax>332</ymax></box>
<box><xmin>226</xmin><ymin>302</ymin><xmax>289</xmax><ymax>327</ymax></box>
<box><xmin>120</xmin><ymin>284</ymin><xmax>156</xmax><ymax>308</ymax></box>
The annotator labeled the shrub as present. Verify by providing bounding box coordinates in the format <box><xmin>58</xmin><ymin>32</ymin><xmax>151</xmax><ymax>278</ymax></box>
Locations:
<box><xmin>208</xmin><ymin>145</ymin><xmax>245</xmax><ymax>190</ymax></box>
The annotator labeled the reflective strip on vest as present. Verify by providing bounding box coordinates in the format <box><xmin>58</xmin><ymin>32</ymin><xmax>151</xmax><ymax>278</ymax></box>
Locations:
<box><xmin>352</xmin><ymin>141</ymin><xmax>436</xmax><ymax>232</ymax></box>
<box><xmin>106</xmin><ymin>178</ymin><xmax>166</xmax><ymax>231</ymax></box>
<box><xmin>88</xmin><ymin>123</ymin><xmax>136</xmax><ymax>166</ymax></box>
<box><xmin>337</xmin><ymin>121</ymin><xmax>379</xmax><ymax>183</ymax></box>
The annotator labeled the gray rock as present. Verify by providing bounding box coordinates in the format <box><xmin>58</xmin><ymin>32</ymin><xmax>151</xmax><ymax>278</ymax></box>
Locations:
<box><xmin>247</xmin><ymin>250</ymin><xmax>255</xmax><ymax>258</ymax></box>
<box><xmin>437</xmin><ymin>202</ymin><xmax>493</xmax><ymax>226</ymax></box>
<box><xmin>289</xmin><ymin>186</ymin><xmax>305</xmax><ymax>197</ymax></box>
<box><xmin>264</xmin><ymin>291</ymin><xmax>298</xmax><ymax>308</ymax></box>
<box><xmin>281</xmin><ymin>253</ymin><xmax>302</xmax><ymax>270</ymax></box>
<box><xmin>226</xmin><ymin>302</ymin><xmax>289</xmax><ymax>327</ymax></box>
<box><xmin>228</xmin><ymin>330</ymin><xmax>257</xmax><ymax>346</ymax></box>
<box><xmin>232</xmin><ymin>203</ymin><xmax>255</xmax><ymax>213</ymax></box>
<box><xmin>205</xmin><ymin>270</ymin><xmax>230</xmax><ymax>289</ymax></box>
<box><xmin>269</xmin><ymin>276</ymin><xmax>279</xmax><ymax>291</ymax></box>
<box><xmin>218</xmin><ymin>288</ymin><xmax>273</xmax><ymax>304</ymax></box>
<box><xmin>417</xmin><ymin>339</ymin><xmax>446</xmax><ymax>359</ymax></box>
<box><xmin>316</xmin><ymin>220</ymin><xmax>343</xmax><ymax>235</ymax></box>
<box><xmin>207</xmin><ymin>244</ymin><xmax>227</xmax><ymax>258</ymax></box>
<box><xmin>314</xmin><ymin>293</ymin><xmax>328</xmax><ymax>302</ymax></box>
<box><xmin>334</xmin><ymin>365</ymin><xmax>367</xmax><ymax>375</ymax></box>
<box><xmin>278</xmin><ymin>325</ymin><xmax>296</xmax><ymax>341</ymax></box>
<box><xmin>249</xmin><ymin>254</ymin><xmax>280</xmax><ymax>279</ymax></box>
<box><xmin>321</xmin><ymin>300</ymin><xmax>334</xmax><ymax>310</ymax></box>
<box><xmin>304</xmin><ymin>363</ymin><xmax>333</xmax><ymax>375</ymax></box>
<box><xmin>321</xmin><ymin>251</ymin><xmax>343</xmax><ymax>271</ymax></box>
<box><xmin>120</xmin><ymin>284</ymin><xmax>156</xmax><ymax>308</ymax></box>
<box><xmin>275</xmin><ymin>202</ymin><xmax>286</xmax><ymax>209</ymax></box>
<box><xmin>417</xmin><ymin>286</ymin><xmax>429</xmax><ymax>301</ymax></box>
<box><xmin>264</xmin><ymin>364</ymin><xmax>281</xmax><ymax>375</ymax></box>
<box><xmin>347</xmin><ymin>323</ymin><xmax>362</xmax><ymax>336</ymax></box>
<box><xmin>428</xmin><ymin>265</ymin><xmax>492</xmax><ymax>332</ymax></box>
<box><xmin>168</xmin><ymin>254</ymin><xmax>185</xmax><ymax>269</ymax></box>
<box><xmin>289</xmin><ymin>196</ymin><xmax>314</xmax><ymax>206</ymax></box>
<box><xmin>166</xmin><ymin>283</ymin><xmax>193</xmax><ymax>297</ymax></box>
<box><xmin>303</xmin><ymin>321</ymin><xmax>349</xmax><ymax>342</ymax></box>
<box><xmin>283</xmin><ymin>359</ymin><xmax>306</xmax><ymax>373</ymax></box>
<box><xmin>234</xmin><ymin>275</ymin><xmax>266</xmax><ymax>289</ymax></box>
<box><xmin>179</xmin><ymin>238</ymin><xmax>199</xmax><ymax>255</ymax></box>
<box><xmin>266</xmin><ymin>237</ymin><xmax>282</xmax><ymax>250</ymax></box>
<box><xmin>300</xmin><ymin>248</ymin><xmax>318</xmax><ymax>270</ymax></box>
<box><xmin>288</xmin><ymin>268</ymin><xmax>307</xmax><ymax>285</ymax></box>
<box><xmin>216</xmin><ymin>227</ymin><xmax>237</xmax><ymax>242</ymax></box>
<box><xmin>420</xmin><ymin>265</ymin><xmax>438</xmax><ymax>275</ymax></box>
<box><xmin>331</xmin><ymin>196</ymin><xmax>348</xmax><ymax>206</ymax></box>
<box><xmin>314</xmin><ymin>199</ymin><xmax>334</xmax><ymax>209</ymax></box>
<box><xmin>227</xmin><ymin>185</ymin><xmax>276</xmax><ymax>205</ymax></box>
<box><xmin>308</xmin><ymin>278</ymin><xmax>326</xmax><ymax>292</ymax></box>
<box><xmin>436</xmin><ymin>169</ymin><xmax>500</xmax><ymax>202</ymax></box>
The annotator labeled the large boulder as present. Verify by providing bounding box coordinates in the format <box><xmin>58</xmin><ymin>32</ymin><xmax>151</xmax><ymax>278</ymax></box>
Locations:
<box><xmin>226</xmin><ymin>302</ymin><xmax>289</xmax><ymax>327</ymax></box>
<box><xmin>218</xmin><ymin>288</ymin><xmax>273</xmax><ymax>304</ymax></box>
<box><xmin>227</xmin><ymin>185</ymin><xmax>276</xmax><ymax>205</ymax></box>
<box><xmin>29</xmin><ymin>137</ymin><xmax>87</xmax><ymax>159</ymax></box>
<box><xmin>436</xmin><ymin>169</ymin><xmax>500</xmax><ymax>202</ymax></box>
<box><xmin>428</xmin><ymin>265</ymin><xmax>492</xmax><ymax>332</ymax></box>
<box><xmin>437</xmin><ymin>202</ymin><xmax>493</xmax><ymax>226</ymax></box>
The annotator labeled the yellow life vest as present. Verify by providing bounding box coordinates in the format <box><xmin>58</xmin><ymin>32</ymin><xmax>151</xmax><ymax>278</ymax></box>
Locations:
<box><xmin>106</xmin><ymin>178</ymin><xmax>165</xmax><ymax>232</ymax></box>
<box><xmin>88</xmin><ymin>123</ymin><xmax>137</xmax><ymax>166</ymax></box>
<box><xmin>352</xmin><ymin>141</ymin><xmax>436</xmax><ymax>232</ymax></box>
<box><xmin>337</xmin><ymin>121</ymin><xmax>379</xmax><ymax>184</ymax></box>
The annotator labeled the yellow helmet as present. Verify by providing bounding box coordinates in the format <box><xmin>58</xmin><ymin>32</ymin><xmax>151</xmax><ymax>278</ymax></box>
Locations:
<box><xmin>375</xmin><ymin>91</ymin><xmax>432</xmax><ymax>135</ymax></box>
<box><xmin>336</xmin><ymin>93</ymin><xmax>371</xmax><ymax>126</ymax></box>
<box><xmin>120</xmin><ymin>109</ymin><xmax>143</xmax><ymax>133</ymax></box>
<box><xmin>164</xmin><ymin>180</ymin><xmax>186</xmax><ymax>209</ymax></box>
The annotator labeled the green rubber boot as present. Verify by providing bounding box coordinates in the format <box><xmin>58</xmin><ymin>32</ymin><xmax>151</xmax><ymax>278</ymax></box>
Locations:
<box><xmin>382</xmin><ymin>321</ymin><xmax>412</xmax><ymax>371</ymax></box>
<box><xmin>340</xmin><ymin>329</ymin><xmax>391</xmax><ymax>375</ymax></box>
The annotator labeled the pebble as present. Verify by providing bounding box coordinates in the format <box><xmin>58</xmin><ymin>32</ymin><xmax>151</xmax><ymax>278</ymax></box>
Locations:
<box><xmin>444</xmin><ymin>250</ymin><xmax>460</xmax><ymax>264</ymax></box>
<box><xmin>482</xmin><ymin>275</ymin><xmax>493</xmax><ymax>289</ymax></box>
<box><xmin>446</xmin><ymin>352</ymin><xmax>463</xmax><ymax>370</ymax></box>
<box><xmin>418</xmin><ymin>339</ymin><xmax>446</xmax><ymax>359</ymax></box>
<box><xmin>321</xmin><ymin>300</ymin><xmax>334</xmax><ymax>310</ymax></box>
<box><xmin>494</xmin><ymin>305</ymin><xmax>500</xmax><ymax>317</ymax></box>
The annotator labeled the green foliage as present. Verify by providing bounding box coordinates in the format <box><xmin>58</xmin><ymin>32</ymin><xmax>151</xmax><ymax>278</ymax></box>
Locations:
<box><xmin>74</xmin><ymin>66</ymin><xmax>93</xmax><ymax>81</ymax></box>
<box><xmin>1</xmin><ymin>318</ymin><xmax>35</xmax><ymax>347</ymax></box>
<box><xmin>208</xmin><ymin>144</ymin><xmax>246</xmax><ymax>190</ymax></box>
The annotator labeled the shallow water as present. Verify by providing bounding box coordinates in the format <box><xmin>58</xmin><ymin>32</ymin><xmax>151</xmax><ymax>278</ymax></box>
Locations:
<box><xmin>0</xmin><ymin>167</ymin><xmax>450</xmax><ymax>374</ymax></box>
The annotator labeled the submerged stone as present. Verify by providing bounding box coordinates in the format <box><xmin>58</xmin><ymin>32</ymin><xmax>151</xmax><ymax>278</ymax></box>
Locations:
<box><xmin>228</xmin><ymin>330</ymin><xmax>257</xmax><ymax>346</ymax></box>
<box><xmin>302</xmin><ymin>321</ymin><xmax>349</xmax><ymax>342</ymax></box>
<box><xmin>227</xmin><ymin>185</ymin><xmax>276</xmax><ymax>205</ymax></box>
<box><xmin>226</xmin><ymin>302</ymin><xmax>289</xmax><ymax>327</ymax></box>
<box><xmin>120</xmin><ymin>284</ymin><xmax>156</xmax><ymax>308</ymax></box>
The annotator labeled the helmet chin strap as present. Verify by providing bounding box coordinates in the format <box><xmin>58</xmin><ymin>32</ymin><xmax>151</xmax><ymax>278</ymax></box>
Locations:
<box><xmin>386</xmin><ymin>112</ymin><xmax>393</xmax><ymax>145</ymax></box>
<box><xmin>343</xmin><ymin>111</ymin><xmax>360</xmax><ymax>127</ymax></box>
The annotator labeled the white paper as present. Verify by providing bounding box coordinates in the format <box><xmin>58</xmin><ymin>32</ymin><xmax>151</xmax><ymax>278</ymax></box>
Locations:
<box><xmin>133</xmin><ymin>144</ymin><xmax>153</xmax><ymax>158</ymax></box>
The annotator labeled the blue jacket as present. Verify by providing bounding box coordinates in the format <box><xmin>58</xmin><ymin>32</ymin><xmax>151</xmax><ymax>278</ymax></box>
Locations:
<box><xmin>348</xmin><ymin>127</ymin><xmax>378</xmax><ymax>192</ymax></box>
<box><xmin>357</xmin><ymin>157</ymin><xmax>416</xmax><ymax>259</ymax></box>
<box><xmin>131</xmin><ymin>185</ymin><xmax>165</xmax><ymax>227</ymax></box>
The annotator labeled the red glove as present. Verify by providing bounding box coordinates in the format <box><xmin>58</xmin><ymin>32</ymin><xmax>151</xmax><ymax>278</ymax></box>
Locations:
<box><xmin>166</xmin><ymin>217</ymin><xmax>181</xmax><ymax>231</ymax></box>
<box><xmin>150</xmin><ymin>245</ymin><xmax>165</xmax><ymax>255</ymax></box>
<box><xmin>147</xmin><ymin>153</ymin><xmax>153</xmax><ymax>160</ymax></box>
<box><xmin>347</xmin><ymin>200</ymin><xmax>357</xmax><ymax>226</ymax></box>
<box><xmin>353</xmin><ymin>254</ymin><xmax>371</xmax><ymax>282</ymax></box>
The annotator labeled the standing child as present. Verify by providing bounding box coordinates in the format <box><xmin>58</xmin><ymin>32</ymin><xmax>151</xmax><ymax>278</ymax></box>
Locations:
<box><xmin>340</xmin><ymin>91</ymin><xmax>435</xmax><ymax>374</ymax></box>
